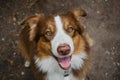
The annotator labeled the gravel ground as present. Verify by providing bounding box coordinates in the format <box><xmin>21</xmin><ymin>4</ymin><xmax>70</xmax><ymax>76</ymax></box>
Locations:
<box><xmin>0</xmin><ymin>0</ymin><xmax>120</xmax><ymax>80</ymax></box>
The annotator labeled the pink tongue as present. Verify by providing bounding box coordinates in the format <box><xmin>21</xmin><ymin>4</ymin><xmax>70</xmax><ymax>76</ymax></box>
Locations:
<box><xmin>58</xmin><ymin>57</ymin><xmax>71</xmax><ymax>70</ymax></box>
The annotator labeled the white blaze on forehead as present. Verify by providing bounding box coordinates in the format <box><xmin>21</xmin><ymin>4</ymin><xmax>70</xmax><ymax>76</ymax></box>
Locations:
<box><xmin>51</xmin><ymin>15</ymin><xmax>74</xmax><ymax>58</ymax></box>
<box><xmin>54</xmin><ymin>16</ymin><xmax>63</xmax><ymax>33</ymax></box>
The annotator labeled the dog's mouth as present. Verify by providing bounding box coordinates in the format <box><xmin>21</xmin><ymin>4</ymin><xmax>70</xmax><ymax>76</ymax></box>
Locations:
<box><xmin>56</xmin><ymin>56</ymin><xmax>71</xmax><ymax>70</ymax></box>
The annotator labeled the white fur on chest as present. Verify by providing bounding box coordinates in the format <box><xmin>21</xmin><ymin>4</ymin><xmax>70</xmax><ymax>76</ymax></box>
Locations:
<box><xmin>46</xmin><ymin>72</ymin><xmax>78</xmax><ymax>80</ymax></box>
<box><xmin>64</xmin><ymin>76</ymin><xmax>70</xmax><ymax>80</ymax></box>
<box><xmin>34</xmin><ymin>53</ymin><xmax>87</xmax><ymax>80</ymax></box>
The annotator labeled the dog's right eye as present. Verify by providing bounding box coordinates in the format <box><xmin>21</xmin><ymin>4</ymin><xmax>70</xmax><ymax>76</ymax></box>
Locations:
<box><xmin>45</xmin><ymin>29</ymin><xmax>52</xmax><ymax>36</ymax></box>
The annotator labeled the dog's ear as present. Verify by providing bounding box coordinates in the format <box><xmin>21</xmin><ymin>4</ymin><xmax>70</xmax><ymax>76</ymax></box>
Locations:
<box><xmin>69</xmin><ymin>8</ymin><xmax>87</xmax><ymax>34</ymax></box>
<box><xmin>71</xmin><ymin>8</ymin><xmax>87</xmax><ymax>18</ymax></box>
<box><xmin>21</xmin><ymin>14</ymin><xmax>44</xmax><ymax>41</ymax></box>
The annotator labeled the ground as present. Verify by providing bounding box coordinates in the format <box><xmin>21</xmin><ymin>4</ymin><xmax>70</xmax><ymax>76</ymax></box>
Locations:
<box><xmin>0</xmin><ymin>0</ymin><xmax>120</xmax><ymax>80</ymax></box>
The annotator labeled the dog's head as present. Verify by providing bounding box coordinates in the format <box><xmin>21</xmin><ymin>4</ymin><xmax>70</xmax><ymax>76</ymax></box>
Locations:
<box><xmin>21</xmin><ymin>9</ymin><xmax>91</xmax><ymax>71</ymax></box>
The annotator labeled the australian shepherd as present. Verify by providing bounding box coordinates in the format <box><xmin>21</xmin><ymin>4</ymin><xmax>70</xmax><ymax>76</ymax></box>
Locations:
<box><xmin>19</xmin><ymin>8</ymin><xmax>93</xmax><ymax>80</ymax></box>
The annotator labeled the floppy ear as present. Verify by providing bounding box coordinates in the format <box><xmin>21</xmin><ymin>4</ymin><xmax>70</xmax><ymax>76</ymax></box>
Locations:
<box><xmin>21</xmin><ymin>14</ymin><xmax>44</xmax><ymax>41</ymax></box>
<box><xmin>70</xmin><ymin>8</ymin><xmax>87</xmax><ymax>34</ymax></box>
<box><xmin>71</xmin><ymin>8</ymin><xmax>87</xmax><ymax>20</ymax></box>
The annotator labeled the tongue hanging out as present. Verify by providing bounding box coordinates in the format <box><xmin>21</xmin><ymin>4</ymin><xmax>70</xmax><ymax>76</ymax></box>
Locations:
<box><xmin>57</xmin><ymin>56</ymin><xmax>71</xmax><ymax>70</ymax></box>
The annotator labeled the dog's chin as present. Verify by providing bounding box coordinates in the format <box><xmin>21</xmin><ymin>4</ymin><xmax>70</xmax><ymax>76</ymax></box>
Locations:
<box><xmin>55</xmin><ymin>56</ymin><xmax>72</xmax><ymax>70</ymax></box>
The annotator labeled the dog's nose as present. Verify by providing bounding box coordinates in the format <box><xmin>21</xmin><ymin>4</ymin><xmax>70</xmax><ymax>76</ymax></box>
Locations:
<box><xmin>57</xmin><ymin>44</ymin><xmax>70</xmax><ymax>56</ymax></box>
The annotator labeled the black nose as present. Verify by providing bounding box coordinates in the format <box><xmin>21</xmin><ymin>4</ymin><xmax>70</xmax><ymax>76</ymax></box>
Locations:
<box><xmin>57</xmin><ymin>44</ymin><xmax>70</xmax><ymax>56</ymax></box>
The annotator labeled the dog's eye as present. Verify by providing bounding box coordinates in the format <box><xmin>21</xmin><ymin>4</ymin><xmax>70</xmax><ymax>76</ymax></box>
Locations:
<box><xmin>45</xmin><ymin>29</ymin><xmax>52</xmax><ymax>36</ymax></box>
<box><xmin>67</xmin><ymin>26</ymin><xmax>74</xmax><ymax>33</ymax></box>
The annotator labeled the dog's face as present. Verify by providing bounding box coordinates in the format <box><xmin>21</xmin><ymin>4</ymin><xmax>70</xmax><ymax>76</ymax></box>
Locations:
<box><xmin>22</xmin><ymin>9</ymin><xmax>89</xmax><ymax>71</ymax></box>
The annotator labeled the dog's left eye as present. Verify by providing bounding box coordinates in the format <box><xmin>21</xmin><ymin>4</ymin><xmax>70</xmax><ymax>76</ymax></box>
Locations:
<box><xmin>45</xmin><ymin>29</ymin><xmax>52</xmax><ymax>36</ymax></box>
<box><xmin>67</xmin><ymin>26</ymin><xmax>74</xmax><ymax>33</ymax></box>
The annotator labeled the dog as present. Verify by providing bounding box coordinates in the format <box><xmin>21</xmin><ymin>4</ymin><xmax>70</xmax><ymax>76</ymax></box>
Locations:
<box><xmin>19</xmin><ymin>8</ymin><xmax>93</xmax><ymax>80</ymax></box>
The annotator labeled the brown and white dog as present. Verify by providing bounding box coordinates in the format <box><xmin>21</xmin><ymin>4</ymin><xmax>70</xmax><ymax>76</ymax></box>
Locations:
<box><xmin>19</xmin><ymin>9</ymin><xmax>93</xmax><ymax>80</ymax></box>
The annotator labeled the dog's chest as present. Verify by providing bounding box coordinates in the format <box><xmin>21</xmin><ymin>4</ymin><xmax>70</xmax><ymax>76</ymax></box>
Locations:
<box><xmin>46</xmin><ymin>73</ymin><xmax>78</xmax><ymax>80</ymax></box>
<box><xmin>64</xmin><ymin>76</ymin><xmax>70</xmax><ymax>80</ymax></box>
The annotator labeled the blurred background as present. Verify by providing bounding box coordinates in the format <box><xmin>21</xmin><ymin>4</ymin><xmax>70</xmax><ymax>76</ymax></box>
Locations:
<box><xmin>0</xmin><ymin>0</ymin><xmax>120</xmax><ymax>80</ymax></box>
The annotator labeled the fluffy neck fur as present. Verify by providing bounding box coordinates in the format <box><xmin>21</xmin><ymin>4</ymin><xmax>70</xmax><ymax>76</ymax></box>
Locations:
<box><xmin>34</xmin><ymin>53</ymin><xmax>87</xmax><ymax>80</ymax></box>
